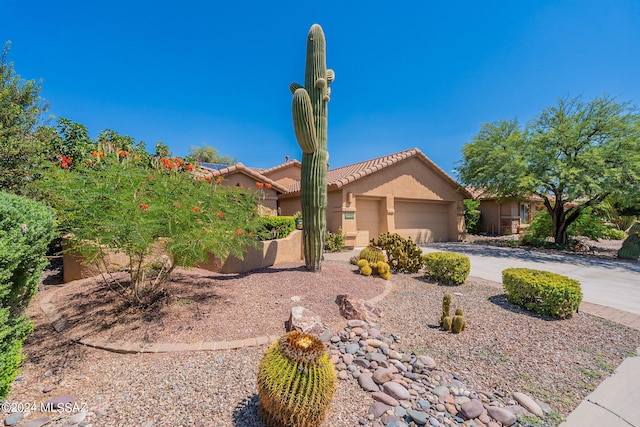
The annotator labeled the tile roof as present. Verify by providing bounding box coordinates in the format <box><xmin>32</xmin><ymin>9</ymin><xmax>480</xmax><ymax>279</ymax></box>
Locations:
<box><xmin>258</xmin><ymin>159</ymin><xmax>302</xmax><ymax>176</ymax></box>
<box><xmin>284</xmin><ymin>148</ymin><xmax>471</xmax><ymax>197</ymax></box>
<box><xmin>197</xmin><ymin>162</ymin><xmax>289</xmax><ymax>194</ymax></box>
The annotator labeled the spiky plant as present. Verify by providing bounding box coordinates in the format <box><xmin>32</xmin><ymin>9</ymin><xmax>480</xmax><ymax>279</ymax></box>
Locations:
<box><xmin>290</xmin><ymin>24</ymin><xmax>335</xmax><ymax>272</ymax></box>
<box><xmin>360</xmin><ymin>264</ymin><xmax>373</xmax><ymax>276</ymax></box>
<box><xmin>257</xmin><ymin>331</ymin><xmax>335</xmax><ymax>427</ymax></box>
<box><xmin>441</xmin><ymin>293</ymin><xmax>452</xmax><ymax>328</ymax></box>
<box><xmin>359</xmin><ymin>245</ymin><xmax>386</xmax><ymax>264</ymax></box>
<box><xmin>618</xmin><ymin>221</ymin><xmax>640</xmax><ymax>260</ymax></box>
<box><xmin>451</xmin><ymin>308</ymin><xmax>467</xmax><ymax>333</ymax></box>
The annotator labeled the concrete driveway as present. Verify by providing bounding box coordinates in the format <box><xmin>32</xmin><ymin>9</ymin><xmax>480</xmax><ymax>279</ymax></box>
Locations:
<box><xmin>422</xmin><ymin>243</ymin><xmax>640</xmax><ymax>315</ymax></box>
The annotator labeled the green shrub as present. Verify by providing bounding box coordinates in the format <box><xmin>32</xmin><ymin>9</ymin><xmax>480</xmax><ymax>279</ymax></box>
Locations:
<box><xmin>259</xmin><ymin>216</ymin><xmax>295</xmax><ymax>241</ymax></box>
<box><xmin>602</xmin><ymin>228</ymin><xmax>627</xmax><ymax>240</ymax></box>
<box><xmin>502</xmin><ymin>268</ymin><xmax>582</xmax><ymax>319</ymax></box>
<box><xmin>423</xmin><ymin>252</ymin><xmax>470</xmax><ymax>285</ymax></box>
<box><xmin>522</xmin><ymin>208</ymin><xmax>613</xmax><ymax>246</ymax></box>
<box><xmin>463</xmin><ymin>199</ymin><xmax>481</xmax><ymax>235</ymax></box>
<box><xmin>325</xmin><ymin>227</ymin><xmax>345</xmax><ymax>252</ymax></box>
<box><xmin>372</xmin><ymin>233</ymin><xmax>423</xmax><ymax>273</ymax></box>
<box><xmin>38</xmin><ymin>152</ymin><xmax>262</xmax><ymax>306</ymax></box>
<box><xmin>0</xmin><ymin>192</ymin><xmax>56</xmax><ymax>398</ymax></box>
<box><xmin>358</xmin><ymin>244</ymin><xmax>385</xmax><ymax>263</ymax></box>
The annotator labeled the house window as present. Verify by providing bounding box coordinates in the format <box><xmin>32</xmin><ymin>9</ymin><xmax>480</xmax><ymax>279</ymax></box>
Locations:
<box><xmin>520</xmin><ymin>204</ymin><xmax>530</xmax><ymax>224</ymax></box>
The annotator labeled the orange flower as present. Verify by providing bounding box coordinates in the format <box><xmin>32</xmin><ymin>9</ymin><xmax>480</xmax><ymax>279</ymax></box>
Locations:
<box><xmin>117</xmin><ymin>149</ymin><xmax>130</xmax><ymax>157</ymax></box>
<box><xmin>256</xmin><ymin>182</ymin><xmax>264</xmax><ymax>189</ymax></box>
<box><xmin>192</xmin><ymin>206</ymin><xmax>201</xmax><ymax>212</ymax></box>
<box><xmin>215</xmin><ymin>176</ymin><xmax>223</xmax><ymax>184</ymax></box>
<box><xmin>217</xmin><ymin>212</ymin><xmax>224</xmax><ymax>218</ymax></box>
<box><xmin>134</xmin><ymin>155</ymin><xmax>141</xmax><ymax>161</ymax></box>
<box><xmin>185</xmin><ymin>164</ymin><xmax>195</xmax><ymax>171</ymax></box>
<box><xmin>235</xmin><ymin>229</ymin><xmax>244</xmax><ymax>235</ymax></box>
<box><xmin>204</xmin><ymin>175</ymin><xmax>213</xmax><ymax>182</ymax></box>
<box><xmin>265</xmin><ymin>183</ymin><xmax>272</xmax><ymax>189</ymax></box>
<box><xmin>140</xmin><ymin>203</ymin><xmax>149</xmax><ymax>210</ymax></box>
<box><xmin>91</xmin><ymin>151</ymin><xmax>104</xmax><ymax>158</ymax></box>
<box><xmin>248</xmin><ymin>232</ymin><xmax>254</xmax><ymax>237</ymax></box>
<box><xmin>58</xmin><ymin>155</ymin><xmax>72</xmax><ymax>169</ymax></box>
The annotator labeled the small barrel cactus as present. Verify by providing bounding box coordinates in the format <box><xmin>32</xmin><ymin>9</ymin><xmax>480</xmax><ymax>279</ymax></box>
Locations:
<box><xmin>377</xmin><ymin>261</ymin><xmax>391</xmax><ymax>280</ymax></box>
<box><xmin>359</xmin><ymin>245</ymin><xmax>386</xmax><ymax>264</ymax></box>
<box><xmin>451</xmin><ymin>308</ymin><xmax>467</xmax><ymax>333</ymax></box>
<box><xmin>360</xmin><ymin>264</ymin><xmax>373</xmax><ymax>276</ymax></box>
<box><xmin>257</xmin><ymin>331</ymin><xmax>335</xmax><ymax>427</ymax></box>
<box><xmin>442</xmin><ymin>316</ymin><xmax>453</xmax><ymax>331</ymax></box>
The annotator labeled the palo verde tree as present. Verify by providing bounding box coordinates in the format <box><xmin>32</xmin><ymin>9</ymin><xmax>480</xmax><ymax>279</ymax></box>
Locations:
<box><xmin>188</xmin><ymin>143</ymin><xmax>236</xmax><ymax>165</ymax></box>
<box><xmin>458</xmin><ymin>95</ymin><xmax>640</xmax><ymax>245</ymax></box>
<box><xmin>0</xmin><ymin>42</ymin><xmax>48</xmax><ymax>194</ymax></box>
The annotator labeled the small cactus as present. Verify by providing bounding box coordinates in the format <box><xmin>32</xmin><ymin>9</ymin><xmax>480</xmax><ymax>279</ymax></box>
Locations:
<box><xmin>349</xmin><ymin>256</ymin><xmax>360</xmax><ymax>265</ymax></box>
<box><xmin>442</xmin><ymin>316</ymin><xmax>452</xmax><ymax>331</ymax></box>
<box><xmin>451</xmin><ymin>308</ymin><xmax>467</xmax><ymax>333</ymax></box>
<box><xmin>356</xmin><ymin>259</ymin><xmax>369</xmax><ymax>269</ymax></box>
<box><xmin>441</xmin><ymin>293</ymin><xmax>452</xmax><ymax>328</ymax></box>
<box><xmin>360</xmin><ymin>264</ymin><xmax>372</xmax><ymax>276</ymax></box>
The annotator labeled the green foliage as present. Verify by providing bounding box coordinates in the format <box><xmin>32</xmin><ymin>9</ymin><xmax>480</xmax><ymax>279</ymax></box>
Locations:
<box><xmin>0</xmin><ymin>43</ymin><xmax>49</xmax><ymax>195</ymax></box>
<box><xmin>258</xmin><ymin>216</ymin><xmax>295</xmax><ymax>241</ymax></box>
<box><xmin>257</xmin><ymin>331</ymin><xmax>335</xmax><ymax>427</ymax></box>
<box><xmin>423</xmin><ymin>252</ymin><xmax>470</xmax><ymax>285</ymax></box>
<box><xmin>0</xmin><ymin>192</ymin><xmax>56</xmax><ymax>398</ymax></box>
<box><xmin>522</xmin><ymin>208</ymin><xmax>621</xmax><ymax>245</ymax></box>
<box><xmin>463</xmin><ymin>199</ymin><xmax>481</xmax><ymax>234</ymax></box>
<box><xmin>187</xmin><ymin>143</ymin><xmax>236</xmax><ymax>165</ymax></box>
<box><xmin>372</xmin><ymin>232</ymin><xmax>423</xmax><ymax>273</ymax></box>
<box><xmin>325</xmin><ymin>227</ymin><xmax>345</xmax><ymax>252</ymax></box>
<box><xmin>618</xmin><ymin>221</ymin><xmax>640</xmax><ymax>260</ymax></box>
<box><xmin>359</xmin><ymin>244</ymin><xmax>386</xmax><ymax>264</ymax></box>
<box><xmin>458</xmin><ymin>95</ymin><xmax>640</xmax><ymax>245</ymax></box>
<box><xmin>502</xmin><ymin>268</ymin><xmax>583</xmax><ymax>319</ymax></box>
<box><xmin>601</xmin><ymin>228</ymin><xmax>627</xmax><ymax>240</ymax></box>
<box><xmin>47</xmin><ymin>118</ymin><xmax>96</xmax><ymax>163</ymax></box>
<box><xmin>38</xmin><ymin>152</ymin><xmax>261</xmax><ymax>306</ymax></box>
<box><xmin>290</xmin><ymin>25</ymin><xmax>335</xmax><ymax>272</ymax></box>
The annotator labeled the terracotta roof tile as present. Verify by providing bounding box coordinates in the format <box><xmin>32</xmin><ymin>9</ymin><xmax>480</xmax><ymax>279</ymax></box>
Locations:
<box><xmin>197</xmin><ymin>163</ymin><xmax>289</xmax><ymax>194</ymax></box>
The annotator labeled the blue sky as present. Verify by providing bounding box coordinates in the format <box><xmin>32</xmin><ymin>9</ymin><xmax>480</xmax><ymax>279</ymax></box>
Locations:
<box><xmin>3</xmin><ymin>1</ymin><xmax>639</xmax><ymax>177</ymax></box>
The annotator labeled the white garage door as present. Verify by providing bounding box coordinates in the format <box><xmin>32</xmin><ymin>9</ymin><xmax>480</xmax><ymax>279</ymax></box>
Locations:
<box><xmin>395</xmin><ymin>200</ymin><xmax>450</xmax><ymax>243</ymax></box>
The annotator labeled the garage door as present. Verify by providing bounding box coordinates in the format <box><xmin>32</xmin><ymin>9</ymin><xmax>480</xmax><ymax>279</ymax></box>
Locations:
<box><xmin>356</xmin><ymin>198</ymin><xmax>380</xmax><ymax>246</ymax></box>
<box><xmin>395</xmin><ymin>200</ymin><xmax>449</xmax><ymax>243</ymax></box>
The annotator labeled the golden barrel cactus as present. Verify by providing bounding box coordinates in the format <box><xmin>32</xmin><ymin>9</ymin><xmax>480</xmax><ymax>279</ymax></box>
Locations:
<box><xmin>257</xmin><ymin>331</ymin><xmax>335</xmax><ymax>427</ymax></box>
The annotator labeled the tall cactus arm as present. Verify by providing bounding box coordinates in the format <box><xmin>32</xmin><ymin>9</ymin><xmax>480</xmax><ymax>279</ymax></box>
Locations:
<box><xmin>292</xmin><ymin>88</ymin><xmax>318</xmax><ymax>154</ymax></box>
<box><xmin>290</xmin><ymin>82</ymin><xmax>303</xmax><ymax>94</ymax></box>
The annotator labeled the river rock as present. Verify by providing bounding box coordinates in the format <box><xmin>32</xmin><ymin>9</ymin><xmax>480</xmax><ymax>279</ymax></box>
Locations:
<box><xmin>372</xmin><ymin>391</ymin><xmax>399</xmax><ymax>407</ymax></box>
<box><xmin>358</xmin><ymin>373</ymin><xmax>380</xmax><ymax>392</ymax></box>
<box><xmin>382</xmin><ymin>381</ymin><xmax>410</xmax><ymax>400</ymax></box>
<box><xmin>459</xmin><ymin>399</ymin><xmax>484</xmax><ymax>419</ymax></box>
<box><xmin>513</xmin><ymin>391</ymin><xmax>544</xmax><ymax>417</ymax></box>
<box><xmin>373</xmin><ymin>367</ymin><xmax>394</xmax><ymax>384</ymax></box>
<box><xmin>485</xmin><ymin>406</ymin><xmax>517</xmax><ymax>426</ymax></box>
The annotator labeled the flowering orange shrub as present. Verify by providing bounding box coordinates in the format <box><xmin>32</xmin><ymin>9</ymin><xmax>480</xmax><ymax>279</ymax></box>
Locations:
<box><xmin>139</xmin><ymin>203</ymin><xmax>149</xmax><ymax>211</ymax></box>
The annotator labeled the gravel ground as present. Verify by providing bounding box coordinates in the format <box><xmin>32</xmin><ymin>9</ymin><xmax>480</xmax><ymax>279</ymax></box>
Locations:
<box><xmin>5</xmin><ymin>253</ymin><xmax>640</xmax><ymax>426</ymax></box>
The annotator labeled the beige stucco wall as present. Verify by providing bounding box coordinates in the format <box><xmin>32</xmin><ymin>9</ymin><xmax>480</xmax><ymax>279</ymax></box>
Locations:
<box><xmin>197</xmin><ymin>230</ymin><xmax>303</xmax><ymax>273</ymax></box>
<box><xmin>262</xmin><ymin>165</ymin><xmax>301</xmax><ymax>187</ymax></box>
<box><xmin>63</xmin><ymin>231</ymin><xmax>303</xmax><ymax>281</ymax></box>
<box><xmin>478</xmin><ymin>199</ymin><xmax>537</xmax><ymax>235</ymax></box>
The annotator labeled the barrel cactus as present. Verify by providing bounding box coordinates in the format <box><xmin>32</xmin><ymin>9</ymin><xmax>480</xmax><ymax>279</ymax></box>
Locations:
<box><xmin>618</xmin><ymin>221</ymin><xmax>640</xmax><ymax>260</ymax></box>
<box><xmin>451</xmin><ymin>308</ymin><xmax>467</xmax><ymax>334</ymax></box>
<box><xmin>257</xmin><ymin>331</ymin><xmax>335</xmax><ymax>427</ymax></box>
<box><xmin>290</xmin><ymin>24</ymin><xmax>335</xmax><ymax>272</ymax></box>
<box><xmin>440</xmin><ymin>293</ymin><xmax>452</xmax><ymax>328</ymax></box>
<box><xmin>359</xmin><ymin>245</ymin><xmax>386</xmax><ymax>264</ymax></box>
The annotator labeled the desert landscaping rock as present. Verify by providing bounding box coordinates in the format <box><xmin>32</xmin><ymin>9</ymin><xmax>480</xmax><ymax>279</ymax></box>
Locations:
<box><xmin>3</xmin><ymin>412</ymin><xmax>23</xmax><ymax>426</ymax></box>
<box><xmin>328</xmin><ymin>320</ymin><xmax>553</xmax><ymax>427</ymax></box>
<box><xmin>513</xmin><ymin>391</ymin><xmax>545</xmax><ymax>417</ymax></box>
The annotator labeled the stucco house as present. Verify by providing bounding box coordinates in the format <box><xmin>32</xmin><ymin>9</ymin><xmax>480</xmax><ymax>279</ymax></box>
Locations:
<box><xmin>467</xmin><ymin>187</ymin><xmax>542</xmax><ymax>235</ymax></box>
<box><xmin>198</xmin><ymin>162</ymin><xmax>288</xmax><ymax>216</ymax></box>
<box><xmin>200</xmin><ymin>148</ymin><xmax>470</xmax><ymax>248</ymax></box>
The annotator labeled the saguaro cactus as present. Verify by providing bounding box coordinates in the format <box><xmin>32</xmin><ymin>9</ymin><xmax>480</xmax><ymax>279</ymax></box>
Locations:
<box><xmin>291</xmin><ymin>24</ymin><xmax>335</xmax><ymax>272</ymax></box>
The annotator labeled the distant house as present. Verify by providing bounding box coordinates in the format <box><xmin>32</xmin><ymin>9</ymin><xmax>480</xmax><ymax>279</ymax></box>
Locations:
<box><xmin>200</xmin><ymin>149</ymin><xmax>470</xmax><ymax>248</ymax></box>
<box><xmin>198</xmin><ymin>163</ymin><xmax>288</xmax><ymax>216</ymax></box>
<box><xmin>466</xmin><ymin>187</ymin><xmax>542</xmax><ymax>235</ymax></box>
